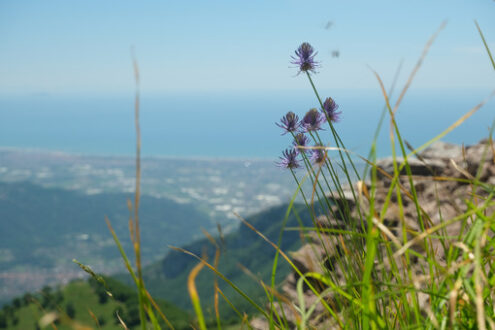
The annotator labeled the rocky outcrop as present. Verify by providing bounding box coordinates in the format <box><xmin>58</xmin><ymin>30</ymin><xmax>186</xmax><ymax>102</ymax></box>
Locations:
<box><xmin>251</xmin><ymin>139</ymin><xmax>495</xmax><ymax>329</ymax></box>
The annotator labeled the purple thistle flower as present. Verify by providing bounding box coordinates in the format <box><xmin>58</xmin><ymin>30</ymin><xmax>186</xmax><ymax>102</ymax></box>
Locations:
<box><xmin>310</xmin><ymin>144</ymin><xmax>327</xmax><ymax>166</ymax></box>
<box><xmin>276</xmin><ymin>111</ymin><xmax>300</xmax><ymax>134</ymax></box>
<box><xmin>277</xmin><ymin>149</ymin><xmax>301</xmax><ymax>170</ymax></box>
<box><xmin>291</xmin><ymin>42</ymin><xmax>319</xmax><ymax>75</ymax></box>
<box><xmin>321</xmin><ymin>97</ymin><xmax>342</xmax><ymax>123</ymax></box>
<box><xmin>292</xmin><ymin>133</ymin><xmax>310</xmax><ymax>153</ymax></box>
<box><xmin>301</xmin><ymin>108</ymin><xmax>325</xmax><ymax>132</ymax></box>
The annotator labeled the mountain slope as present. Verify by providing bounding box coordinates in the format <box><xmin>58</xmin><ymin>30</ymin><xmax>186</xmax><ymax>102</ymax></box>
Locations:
<box><xmin>0</xmin><ymin>181</ymin><xmax>212</xmax><ymax>300</ymax></box>
<box><xmin>136</xmin><ymin>203</ymin><xmax>317</xmax><ymax>321</ymax></box>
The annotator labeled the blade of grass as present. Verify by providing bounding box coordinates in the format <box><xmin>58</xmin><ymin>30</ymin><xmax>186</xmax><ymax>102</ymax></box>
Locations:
<box><xmin>475</xmin><ymin>20</ymin><xmax>495</xmax><ymax>70</ymax></box>
<box><xmin>216</xmin><ymin>287</ymin><xmax>253</xmax><ymax>329</ymax></box>
<box><xmin>199</xmin><ymin>229</ymin><xmax>223</xmax><ymax>330</ymax></box>
<box><xmin>214</xmin><ymin>247</ymin><xmax>222</xmax><ymax>330</ymax></box>
<box><xmin>145</xmin><ymin>290</ymin><xmax>175</xmax><ymax>330</ymax></box>
<box><xmin>473</xmin><ymin>218</ymin><xmax>486</xmax><ymax>330</ymax></box>
<box><xmin>105</xmin><ymin>216</ymin><xmax>138</xmax><ymax>285</ymax></box>
<box><xmin>87</xmin><ymin>308</ymin><xmax>101</xmax><ymax>329</ymax></box>
<box><xmin>363</xmin><ymin>59</ymin><xmax>404</xmax><ymax>181</ymax></box>
<box><xmin>362</xmin><ymin>212</ymin><xmax>379</xmax><ymax>330</ymax></box>
<box><xmin>116</xmin><ymin>311</ymin><xmax>130</xmax><ymax>330</ymax></box>
<box><xmin>130</xmin><ymin>49</ymin><xmax>148</xmax><ymax>330</ymax></box>
<box><xmin>391</xmin><ymin>21</ymin><xmax>447</xmax><ymax>115</ymax></box>
<box><xmin>188</xmin><ymin>261</ymin><xmax>207</xmax><ymax>330</ymax></box>
<box><xmin>145</xmin><ymin>303</ymin><xmax>162</xmax><ymax>330</ymax></box>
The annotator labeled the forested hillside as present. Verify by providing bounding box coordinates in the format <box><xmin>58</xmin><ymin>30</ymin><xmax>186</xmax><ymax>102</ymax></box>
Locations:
<box><xmin>0</xmin><ymin>181</ymin><xmax>212</xmax><ymax>301</ymax></box>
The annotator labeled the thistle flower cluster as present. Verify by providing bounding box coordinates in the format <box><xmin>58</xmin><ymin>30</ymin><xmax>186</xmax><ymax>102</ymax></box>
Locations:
<box><xmin>291</xmin><ymin>42</ymin><xmax>319</xmax><ymax>75</ymax></box>
<box><xmin>277</xmin><ymin>149</ymin><xmax>300</xmax><ymax>169</ymax></box>
<box><xmin>277</xmin><ymin>43</ymin><xmax>341</xmax><ymax>170</ymax></box>
<box><xmin>276</xmin><ymin>111</ymin><xmax>299</xmax><ymax>134</ymax></box>
<box><xmin>321</xmin><ymin>97</ymin><xmax>341</xmax><ymax>123</ymax></box>
<box><xmin>276</xmin><ymin>107</ymin><xmax>335</xmax><ymax>169</ymax></box>
<box><xmin>276</xmin><ymin>43</ymin><xmax>341</xmax><ymax>170</ymax></box>
<box><xmin>301</xmin><ymin>108</ymin><xmax>325</xmax><ymax>132</ymax></box>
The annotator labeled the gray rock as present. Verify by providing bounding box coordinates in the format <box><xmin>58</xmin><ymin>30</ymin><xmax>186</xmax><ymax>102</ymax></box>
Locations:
<box><xmin>420</xmin><ymin>141</ymin><xmax>463</xmax><ymax>160</ymax></box>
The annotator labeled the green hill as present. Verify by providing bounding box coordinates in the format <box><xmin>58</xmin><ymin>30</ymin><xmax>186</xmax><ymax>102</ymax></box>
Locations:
<box><xmin>0</xmin><ymin>277</ymin><xmax>190</xmax><ymax>329</ymax></box>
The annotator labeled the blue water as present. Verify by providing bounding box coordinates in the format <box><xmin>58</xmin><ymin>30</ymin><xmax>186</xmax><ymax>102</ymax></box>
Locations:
<box><xmin>0</xmin><ymin>89</ymin><xmax>493</xmax><ymax>159</ymax></box>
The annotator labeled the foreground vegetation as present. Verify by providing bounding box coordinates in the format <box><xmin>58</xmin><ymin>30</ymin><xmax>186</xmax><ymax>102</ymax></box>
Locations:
<box><xmin>178</xmin><ymin>21</ymin><xmax>495</xmax><ymax>329</ymax></box>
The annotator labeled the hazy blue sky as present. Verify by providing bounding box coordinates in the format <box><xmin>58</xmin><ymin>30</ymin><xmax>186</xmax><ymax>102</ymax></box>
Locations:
<box><xmin>1</xmin><ymin>1</ymin><xmax>494</xmax><ymax>95</ymax></box>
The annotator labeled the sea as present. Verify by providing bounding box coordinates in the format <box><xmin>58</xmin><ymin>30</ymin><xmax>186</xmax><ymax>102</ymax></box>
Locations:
<box><xmin>0</xmin><ymin>88</ymin><xmax>493</xmax><ymax>159</ymax></box>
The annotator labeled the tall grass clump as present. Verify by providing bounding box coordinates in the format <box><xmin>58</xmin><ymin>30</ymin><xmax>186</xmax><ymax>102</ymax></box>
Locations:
<box><xmin>180</xmin><ymin>22</ymin><xmax>495</xmax><ymax>329</ymax></box>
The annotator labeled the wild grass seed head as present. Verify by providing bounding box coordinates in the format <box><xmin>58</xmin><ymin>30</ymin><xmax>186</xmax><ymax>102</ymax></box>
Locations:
<box><xmin>291</xmin><ymin>42</ymin><xmax>319</xmax><ymax>75</ymax></box>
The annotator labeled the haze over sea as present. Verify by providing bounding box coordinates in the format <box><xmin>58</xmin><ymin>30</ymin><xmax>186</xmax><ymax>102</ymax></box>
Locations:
<box><xmin>1</xmin><ymin>88</ymin><xmax>493</xmax><ymax>159</ymax></box>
